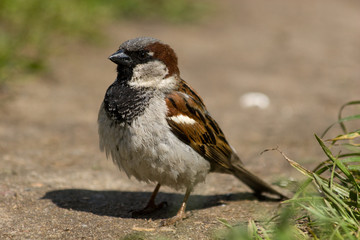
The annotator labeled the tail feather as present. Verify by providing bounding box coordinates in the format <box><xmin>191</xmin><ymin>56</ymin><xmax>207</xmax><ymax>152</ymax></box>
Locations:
<box><xmin>231</xmin><ymin>164</ymin><xmax>288</xmax><ymax>200</ymax></box>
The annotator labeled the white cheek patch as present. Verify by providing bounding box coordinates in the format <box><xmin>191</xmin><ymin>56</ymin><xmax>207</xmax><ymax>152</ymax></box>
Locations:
<box><xmin>129</xmin><ymin>60</ymin><xmax>177</xmax><ymax>90</ymax></box>
<box><xmin>168</xmin><ymin>115</ymin><xmax>197</xmax><ymax>125</ymax></box>
<box><xmin>133</xmin><ymin>60</ymin><xmax>167</xmax><ymax>79</ymax></box>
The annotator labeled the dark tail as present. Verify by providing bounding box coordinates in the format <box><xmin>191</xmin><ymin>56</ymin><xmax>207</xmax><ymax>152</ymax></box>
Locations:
<box><xmin>231</xmin><ymin>164</ymin><xmax>288</xmax><ymax>200</ymax></box>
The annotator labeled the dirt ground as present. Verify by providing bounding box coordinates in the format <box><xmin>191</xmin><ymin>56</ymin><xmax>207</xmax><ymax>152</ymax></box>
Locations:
<box><xmin>1</xmin><ymin>0</ymin><xmax>360</xmax><ymax>239</ymax></box>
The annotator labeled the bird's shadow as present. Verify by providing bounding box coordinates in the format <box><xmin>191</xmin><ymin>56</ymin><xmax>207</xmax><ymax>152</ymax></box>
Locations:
<box><xmin>41</xmin><ymin>189</ymin><xmax>279</xmax><ymax>220</ymax></box>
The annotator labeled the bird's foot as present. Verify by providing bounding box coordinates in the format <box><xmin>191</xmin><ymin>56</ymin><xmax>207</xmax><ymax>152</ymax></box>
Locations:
<box><xmin>160</xmin><ymin>210</ymin><xmax>187</xmax><ymax>226</ymax></box>
<box><xmin>131</xmin><ymin>201</ymin><xmax>167</xmax><ymax>217</ymax></box>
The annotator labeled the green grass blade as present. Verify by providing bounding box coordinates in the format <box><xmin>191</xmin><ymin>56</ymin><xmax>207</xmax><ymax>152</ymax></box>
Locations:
<box><xmin>328</xmin><ymin>131</ymin><xmax>360</xmax><ymax>142</ymax></box>
<box><xmin>346</xmin><ymin>165</ymin><xmax>360</xmax><ymax>172</ymax></box>
<box><xmin>314</xmin><ymin>154</ymin><xmax>360</xmax><ymax>172</ymax></box>
<box><xmin>284</xmin><ymin>154</ymin><xmax>349</xmax><ymax>197</ymax></box>
<box><xmin>315</xmin><ymin>135</ymin><xmax>360</xmax><ymax>192</ymax></box>
<box><xmin>338</xmin><ymin>101</ymin><xmax>360</xmax><ymax>134</ymax></box>
<box><xmin>338</xmin><ymin>155</ymin><xmax>360</xmax><ymax>163</ymax></box>
<box><xmin>321</xmin><ymin>114</ymin><xmax>360</xmax><ymax>138</ymax></box>
<box><xmin>217</xmin><ymin>218</ymin><xmax>233</xmax><ymax>229</ymax></box>
<box><xmin>284</xmin><ymin>196</ymin><xmax>324</xmax><ymax>204</ymax></box>
<box><xmin>330</xmin><ymin>162</ymin><xmax>336</xmax><ymax>191</ymax></box>
<box><xmin>313</xmin><ymin>176</ymin><xmax>350</xmax><ymax>217</ymax></box>
<box><xmin>292</xmin><ymin>178</ymin><xmax>314</xmax><ymax>199</ymax></box>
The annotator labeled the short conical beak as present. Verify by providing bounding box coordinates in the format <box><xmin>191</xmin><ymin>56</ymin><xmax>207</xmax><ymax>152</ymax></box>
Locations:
<box><xmin>108</xmin><ymin>50</ymin><xmax>132</xmax><ymax>65</ymax></box>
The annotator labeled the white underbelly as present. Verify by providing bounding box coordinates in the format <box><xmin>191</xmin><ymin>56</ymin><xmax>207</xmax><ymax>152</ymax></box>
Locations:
<box><xmin>98</xmin><ymin>96</ymin><xmax>210</xmax><ymax>190</ymax></box>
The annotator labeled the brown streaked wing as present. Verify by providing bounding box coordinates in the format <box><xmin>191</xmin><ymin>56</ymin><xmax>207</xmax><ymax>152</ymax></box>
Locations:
<box><xmin>165</xmin><ymin>86</ymin><xmax>234</xmax><ymax>170</ymax></box>
<box><xmin>177</xmin><ymin>79</ymin><xmax>204</xmax><ymax>105</ymax></box>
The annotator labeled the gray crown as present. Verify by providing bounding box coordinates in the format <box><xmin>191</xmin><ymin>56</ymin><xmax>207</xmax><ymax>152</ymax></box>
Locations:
<box><xmin>119</xmin><ymin>37</ymin><xmax>160</xmax><ymax>51</ymax></box>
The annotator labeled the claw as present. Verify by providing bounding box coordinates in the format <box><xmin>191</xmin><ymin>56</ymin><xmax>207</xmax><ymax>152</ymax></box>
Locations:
<box><xmin>160</xmin><ymin>187</ymin><xmax>191</xmax><ymax>226</ymax></box>
<box><xmin>160</xmin><ymin>210</ymin><xmax>187</xmax><ymax>226</ymax></box>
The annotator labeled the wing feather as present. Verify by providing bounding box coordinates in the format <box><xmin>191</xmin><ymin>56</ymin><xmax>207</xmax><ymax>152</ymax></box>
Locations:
<box><xmin>165</xmin><ymin>80</ymin><xmax>287</xmax><ymax>198</ymax></box>
<box><xmin>165</xmin><ymin>80</ymin><xmax>237</xmax><ymax>170</ymax></box>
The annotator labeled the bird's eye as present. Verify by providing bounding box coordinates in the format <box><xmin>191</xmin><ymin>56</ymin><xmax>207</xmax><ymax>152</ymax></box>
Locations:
<box><xmin>138</xmin><ymin>51</ymin><xmax>148</xmax><ymax>60</ymax></box>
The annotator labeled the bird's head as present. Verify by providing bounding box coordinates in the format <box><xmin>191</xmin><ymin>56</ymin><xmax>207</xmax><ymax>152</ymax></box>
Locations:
<box><xmin>109</xmin><ymin>37</ymin><xmax>180</xmax><ymax>91</ymax></box>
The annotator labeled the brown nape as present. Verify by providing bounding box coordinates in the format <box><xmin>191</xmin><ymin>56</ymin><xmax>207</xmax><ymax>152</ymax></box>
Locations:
<box><xmin>146</xmin><ymin>42</ymin><xmax>180</xmax><ymax>77</ymax></box>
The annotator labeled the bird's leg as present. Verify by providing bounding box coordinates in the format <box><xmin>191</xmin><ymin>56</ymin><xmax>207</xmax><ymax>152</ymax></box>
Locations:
<box><xmin>143</xmin><ymin>183</ymin><xmax>164</xmax><ymax>209</ymax></box>
<box><xmin>131</xmin><ymin>183</ymin><xmax>166</xmax><ymax>216</ymax></box>
<box><xmin>161</xmin><ymin>187</ymin><xmax>192</xmax><ymax>226</ymax></box>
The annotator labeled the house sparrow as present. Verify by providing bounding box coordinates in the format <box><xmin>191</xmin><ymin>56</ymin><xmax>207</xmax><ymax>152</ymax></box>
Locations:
<box><xmin>98</xmin><ymin>37</ymin><xmax>286</xmax><ymax>225</ymax></box>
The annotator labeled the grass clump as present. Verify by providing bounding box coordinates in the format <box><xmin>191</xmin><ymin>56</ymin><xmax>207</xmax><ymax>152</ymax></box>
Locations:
<box><xmin>217</xmin><ymin>101</ymin><xmax>360</xmax><ymax>239</ymax></box>
<box><xmin>0</xmin><ymin>0</ymin><xmax>209</xmax><ymax>84</ymax></box>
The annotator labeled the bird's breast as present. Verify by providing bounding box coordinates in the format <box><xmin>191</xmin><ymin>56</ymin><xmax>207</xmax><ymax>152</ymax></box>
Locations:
<box><xmin>98</xmin><ymin>94</ymin><xmax>211</xmax><ymax>189</ymax></box>
<box><xmin>103</xmin><ymin>82</ymin><xmax>151</xmax><ymax>125</ymax></box>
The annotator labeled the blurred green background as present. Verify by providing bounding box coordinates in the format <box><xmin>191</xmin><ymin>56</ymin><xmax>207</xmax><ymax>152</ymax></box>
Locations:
<box><xmin>0</xmin><ymin>0</ymin><xmax>208</xmax><ymax>84</ymax></box>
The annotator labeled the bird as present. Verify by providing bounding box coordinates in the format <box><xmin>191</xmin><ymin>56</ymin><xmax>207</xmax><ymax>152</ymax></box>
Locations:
<box><xmin>98</xmin><ymin>37</ymin><xmax>286</xmax><ymax>225</ymax></box>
